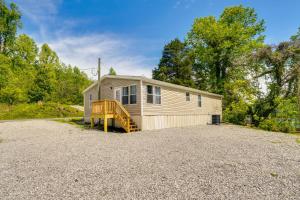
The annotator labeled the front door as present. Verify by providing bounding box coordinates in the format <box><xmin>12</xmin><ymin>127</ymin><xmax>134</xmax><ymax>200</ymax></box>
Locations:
<box><xmin>114</xmin><ymin>88</ymin><xmax>121</xmax><ymax>103</ymax></box>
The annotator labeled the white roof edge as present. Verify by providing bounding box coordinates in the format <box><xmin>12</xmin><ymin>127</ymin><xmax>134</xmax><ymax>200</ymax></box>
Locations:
<box><xmin>82</xmin><ymin>75</ymin><xmax>139</xmax><ymax>94</ymax></box>
<box><xmin>141</xmin><ymin>77</ymin><xmax>223</xmax><ymax>98</ymax></box>
<box><xmin>82</xmin><ymin>81</ymin><xmax>98</xmax><ymax>93</ymax></box>
<box><xmin>83</xmin><ymin>75</ymin><xmax>223</xmax><ymax>98</ymax></box>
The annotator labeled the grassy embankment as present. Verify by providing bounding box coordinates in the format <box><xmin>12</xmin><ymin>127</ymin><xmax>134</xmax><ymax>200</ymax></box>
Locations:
<box><xmin>0</xmin><ymin>102</ymin><xmax>83</xmax><ymax>120</ymax></box>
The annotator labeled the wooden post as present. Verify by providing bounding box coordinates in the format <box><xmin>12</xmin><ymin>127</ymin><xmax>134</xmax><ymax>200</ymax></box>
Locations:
<box><xmin>104</xmin><ymin>116</ymin><xmax>108</xmax><ymax>132</ymax></box>
<box><xmin>127</xmin><ymin>118</ymin><xmax>130</xmax><ymax>133</ymax></box>
<box><xmin>91</xmin><ymin>117</ymin><xmax>94</xmax><ymax>128</ymax></box>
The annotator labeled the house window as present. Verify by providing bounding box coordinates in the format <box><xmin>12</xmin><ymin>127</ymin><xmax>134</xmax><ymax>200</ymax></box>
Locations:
<box><xmin>147</xmin><ymin>85</ymin><xmax>153</xmax><ymax>103</ymax></box>
<box><xmin>122</xmin><ymin>87</ymin><xmax>129</xmax><ymax>105</ymax></box>
<box><xmin>154</xmin><ymin>86</ymin><xmax>161</xmax><ymax>104</ymax></box>
<box><xmin>186</xmin><ymin>92</ymin><xmax>190</xmax><ymax>101</ymax></box>
<box><xmin>147</xmin><ymin>85</ymin><xmax>161</xmax><ymax>104</ymax></box>
<box><xmin>198</xmin><ymin>95</ymin><xmax>202</xmax><ymax>107</ymax></box>
<box><xmin>130</xmin><ymin>85</ymin><xmax>137</xmax><ymax>104</ymax></box>
<box><xmin>89</xmin><ymin>94</ymin><xmax>92</xmax><ymax>108</ymax></box>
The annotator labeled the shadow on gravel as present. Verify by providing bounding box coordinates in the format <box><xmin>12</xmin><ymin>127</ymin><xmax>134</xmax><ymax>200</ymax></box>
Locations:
<box><xmin>54</xmin><ymin>118</ymin><xmax>126</xmax><ymax>134</ymax></box>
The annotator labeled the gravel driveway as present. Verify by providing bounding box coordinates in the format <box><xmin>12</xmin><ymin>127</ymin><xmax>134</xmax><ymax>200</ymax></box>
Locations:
<box><xmin>0</xmin><ymin>120</ymin><xmax>299</xmax><ymax>200</ymax></box>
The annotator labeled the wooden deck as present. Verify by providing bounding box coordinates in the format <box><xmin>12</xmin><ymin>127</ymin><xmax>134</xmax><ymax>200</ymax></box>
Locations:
<box><xmin>91</xmin><ymin>99</ymin><xmax>139</xmax><ymax>133</ymax></box>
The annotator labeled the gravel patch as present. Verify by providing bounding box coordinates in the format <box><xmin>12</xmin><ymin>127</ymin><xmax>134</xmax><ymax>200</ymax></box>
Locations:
<box><xmin>0</xmin><ymin>120</ymin><xmax>299</xmax><ymax>199</ymax></box>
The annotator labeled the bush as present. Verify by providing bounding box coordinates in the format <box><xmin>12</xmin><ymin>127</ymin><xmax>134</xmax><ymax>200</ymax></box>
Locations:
<box><xmin>258</xmin><ymin>97</ymin><xmax>299</xmax><ymax>133</ymax></box>
<box><xmin>0</xmin><ymin>102</ymin><xmax>83</xmax><ymax>120</ymax></box>
<box><xmin>259</xmin><ymin>118</ymin><xmax>296</xmax><ymax>133</ymax></box>
<box><xmin>223</xmin><ymin>101</ymin><xmax>249</xmax><ymax>125</ymax></box>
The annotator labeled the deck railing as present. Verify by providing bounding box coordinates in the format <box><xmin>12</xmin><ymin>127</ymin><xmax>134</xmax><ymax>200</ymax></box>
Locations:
<box><xmin>91</xmin><ymin>99</ymin><xmax>131</xmax><ymax>132</ymax></box>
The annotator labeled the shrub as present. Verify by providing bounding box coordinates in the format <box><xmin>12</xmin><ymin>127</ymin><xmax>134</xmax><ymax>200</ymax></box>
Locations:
<box><xmin>259</xmin><ymin>118</ymin><xmax>296</xmax><ymax>133</ymax></box>
<box><xmin>223</xmin><ymin>101</ymin><xmax>249</xmax><ymax>125</ymax></box>
<box><xmin>258</xmin><ymin>97</ymin><xmax>299</xmax><ymax>133</ymax></box>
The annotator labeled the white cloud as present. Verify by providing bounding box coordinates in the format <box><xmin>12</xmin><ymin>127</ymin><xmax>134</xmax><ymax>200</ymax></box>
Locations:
<box><xmin>174</xmin><ymin>0</ymin><xmax>195</xmax><ymax>9</ymax></box>
<box><xmin>13</xmin><ymin>0</ymin><xmax>63</xmax><ymax>39</ymax></box>
<box><xmin>14</xmin><ymin>0</ymin><xmax>61</xmax><ymax>21</ymax></box>
<box><xmin>13</xmin><ymin>0</ymin><xmax>157</xmax><ymax>79</ymax></box>
<box><xmin>45</xmin><ymin>34</ymin><xmax>155</xmax><ymax>79</ymax></box>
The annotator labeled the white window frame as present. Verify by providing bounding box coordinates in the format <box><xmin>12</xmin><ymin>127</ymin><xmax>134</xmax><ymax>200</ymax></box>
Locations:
<box><xmin>154</xmin><ymin>86</ymin><xmax>161</xmax><ymax>104</ymax></box>
<box><xmin>198</xmin><ymin>95</ymin><xmax>202</xmax><ymax>107</ymax></box>
<box><xmin>114</xmin><ymin>87</ymin><xmax>121</xmax><ymax>102</ymax></box>
<box><xmin>122</xmin><ymin>86</ymin><xmax>129</xmax><ymax>105</ymax></box>
<box><xmin>186</xmin><ymin>92</ymin><xmax>190</xmax><ymax>101</ymax></box>
<box><xmin>120</xmin><ymin>84</ymin><xmax>137</xmax><ymax>105</ymax></box>
<box><xmin>129</xmin><ymin>84</ymin><xmax>137</xmax><ymax>105</ymax></box>
<box><xmin>146</xmin><ymin>85</ymin><xmax>153</xmax><ymax>104</ymax></box>
<box><xmin>146</xmin><ymin>85</ymin><xmax>161</xmax><ymax>105</ymax></box>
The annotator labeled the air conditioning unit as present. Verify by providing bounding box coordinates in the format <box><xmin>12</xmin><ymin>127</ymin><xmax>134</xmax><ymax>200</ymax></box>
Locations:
<box><xmin>212</xmin><ymin>115</ymin><xmax>221</xmax><ymax>125</ymax></box>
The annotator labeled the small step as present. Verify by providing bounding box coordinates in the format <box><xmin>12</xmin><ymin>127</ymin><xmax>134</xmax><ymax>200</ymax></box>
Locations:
<box><xmin>129</xmin><ymin>118</ymin><xmax>140</xmax><ymax>132</ymax></box>
<box><xmin>130</xmin><ymin>128</ymin><xmax>140</xmax><ymax>132</ymax></box>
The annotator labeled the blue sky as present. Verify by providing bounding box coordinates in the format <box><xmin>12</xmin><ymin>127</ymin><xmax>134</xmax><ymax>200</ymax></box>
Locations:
<box><xmin>12</xmin><ymin>0</ymin><xmax>300</xmax><ymax>79</ymax></box>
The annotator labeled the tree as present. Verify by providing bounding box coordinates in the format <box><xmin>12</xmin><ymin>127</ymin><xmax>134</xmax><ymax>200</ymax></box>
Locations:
<box><xmin>109</xmin><ymin>67</ymin><xmax>117</xmax><ymax>75</ymax></box>
<box><xmin>223</xmin><ymin>79</ymin><xmax>258</xmax><ymax>124</ymax></box>
<box><xmin>39</xmin><ymin>44</ymin><xmax>59</xmax><ymax>66</ymax></box>
<box><xmin>153</xmin><ymin>38</ymin><xmax>195</xmax><ymax>87</ymax></box>
<box><xmin>10</xmin><ymin>34</ymin><xmax>38</xmax><ymax>100</ymax></box>
<box><xmin>28</xmin><ymin>44</ymin><xmax>59</xmax><ymax>102</ymax></box>
<box><xmin>0</xmin><ymin>1</ymin><xmax>92</xmax><ymax>105</ymax></box>
<box><xmin>0</xmin><ymin>85</ymin><xmax>23</xmax><ymax>105</ymax></box>
<box><xmin>0</xmin><ymin>0</ymin><xmax>22</xmax><ymax>54</ymax></box>
<box><xmin>252</xmin><ymin>40</ymin><xmax>300</xmax><ymax>122</ymax></box>
<box><xmin>290</xmin><ymin>27</ymin><xmax>300</xmax><ymax>115</ymax></box>
<box><xmin>53</xmin><ymin>64</ymin><xmax>92</xmax><ymax>104</ymax></box>
<box><xmin>187</xmin><ymin>5</ymin><xmax>265</xmax><ymax>94</ymax></box>
<box><xmin>11</xmin><ymin>34</ymin><xmax>38</xmax><ymax>67</ymax></box>
<box><xmin>0</xmin><ymin>54</ymin><xmax>11</xmax><ymax>90</ymax></box>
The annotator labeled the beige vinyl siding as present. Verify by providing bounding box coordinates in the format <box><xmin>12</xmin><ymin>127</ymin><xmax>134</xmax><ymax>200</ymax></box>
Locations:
<box><xmin>84</xmin><ymin>83</ymin><xmax>98</xmax><ymax>122</ymax></box>
<box><xmin>142</xmin><ymin>82</ymin><xmax>222</xmax><ymax>116</ymax></box>
<box><xmin>100</xmin><ymin>78</ymin><xmax>141</xmax><ymax>116</ymax></box>
<box><xmin>83</xmin><ymin>76</ymin><xmax>222</xmax><ymax>130</ymax></box>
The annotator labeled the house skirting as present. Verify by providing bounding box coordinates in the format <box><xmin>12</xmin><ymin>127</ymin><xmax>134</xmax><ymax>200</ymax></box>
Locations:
<box><xmin>85</xmin><ymin>114</ymin><xmax>220</xmax><ymax>131</ymax></box>
<box><xmin>142</xmin><ymin>114</ymin><xmax>215</xmax><ymax>130</ymax></box>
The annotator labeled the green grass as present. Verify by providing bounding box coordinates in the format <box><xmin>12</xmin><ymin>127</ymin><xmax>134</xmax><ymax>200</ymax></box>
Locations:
<box><xmin>0</xmin><ymin>103</ymin><xmax>83</xmax><ymax>120</ymax></box>
<box><xmin>270</xmin><ymin>172</ymin><xmax>278</xmax><ymax>177</ymax></box>
<box><xmin>54</xmin><ymin>118</ymin><xmax>90</xmax><ymax>129</ymax></box>
<box><xmin>55</xmin><ymin>118</ymin><xmax>126</xmax><ymax>133</ymax></box>
<box><xmin>296</xmin><ymin>138</ymin><xmax>300</xmax><ymax>144</ymax></box>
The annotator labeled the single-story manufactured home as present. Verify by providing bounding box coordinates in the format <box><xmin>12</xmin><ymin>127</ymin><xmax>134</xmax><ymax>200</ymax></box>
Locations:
<box><xmin>83</xmin><ymin>75</ymin><xmax>222</xmax><ymax>132</ymax></box>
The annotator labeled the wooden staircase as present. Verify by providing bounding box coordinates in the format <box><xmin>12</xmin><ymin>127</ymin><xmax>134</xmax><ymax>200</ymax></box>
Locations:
<box><xmin>129</xmin><ymin>118</ymin><xmax>140</xmax><ymax>132</ymax></box>
<box><xmin>90</xmin><ymin>99</ymin><xmax>140</xmax><ymax>133</ymax></box>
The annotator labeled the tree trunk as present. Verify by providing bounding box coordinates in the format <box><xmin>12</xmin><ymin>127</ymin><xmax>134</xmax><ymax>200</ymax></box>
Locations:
<box><xmin>215</xmin><ymin>62</ymin><xmax>221</xmax><ymax>93</ymax></box>
<box><xmin>0</xmin><ymin>36</ymin><xmax>4</xmax><ymax>53</ymax></box>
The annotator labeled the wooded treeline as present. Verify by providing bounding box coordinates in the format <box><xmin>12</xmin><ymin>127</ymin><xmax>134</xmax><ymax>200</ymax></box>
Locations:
<box><xmin>1</xmin><ymin>1</ymin><xmax>299</xmax><ymax>132</ymax></box>
<box><xmin>153</xmin><ymin>6</ymin><xmax>300</xmax><ymax>132</ymax></box>
<box><xmin>0</xmin><ymin>1</ymin><xmax>91</xmax><ymax>106</ymax></box>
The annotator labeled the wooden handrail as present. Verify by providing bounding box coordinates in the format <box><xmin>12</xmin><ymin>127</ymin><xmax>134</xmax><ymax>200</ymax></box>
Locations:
<box><xmin>91</xmin><ymin>99</ymin><xmax>131</xmax><ymax>132</ymax></box>
<box><xmin>114</xmin><ymin>100</ymin><xmax>130</xmax><ymax>117</ymax></box>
